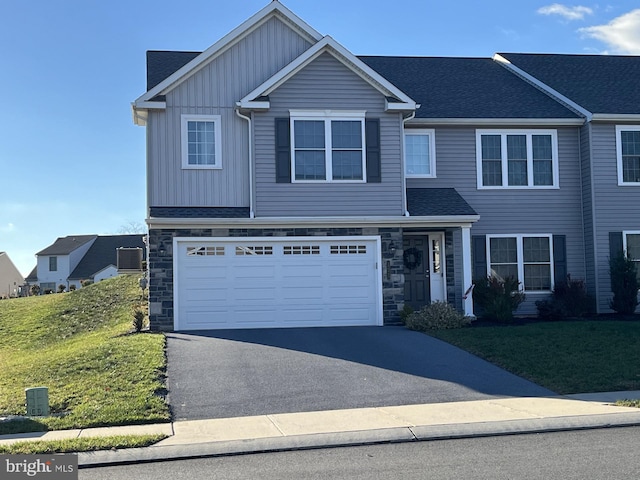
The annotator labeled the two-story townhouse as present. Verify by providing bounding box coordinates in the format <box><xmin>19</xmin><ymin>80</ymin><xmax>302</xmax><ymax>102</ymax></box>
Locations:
<box><xmin>132</xmin><ymin>1</ymin><xmax>636</xmax><ymax>331</ymax></box>
<box><xmin>496</xmin><ymin>53</ymin><xmax>640</xmax><ymax>314</ymax></box>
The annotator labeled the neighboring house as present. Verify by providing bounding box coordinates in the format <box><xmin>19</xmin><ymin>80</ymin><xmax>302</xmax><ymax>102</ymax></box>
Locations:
<box><xmin>131</xmin><ymin>1</ymin><xmax>639</xmax><ymax>331</ymax></box>
<box><xmin>0</xmin><ymin>252</ymin><xmax>24</xmax><ymax>298</ymax></box>
<box><xmin>26</xmin><ymin>235</ymin><xmax>146</xmax><ymax>292</ymax></box>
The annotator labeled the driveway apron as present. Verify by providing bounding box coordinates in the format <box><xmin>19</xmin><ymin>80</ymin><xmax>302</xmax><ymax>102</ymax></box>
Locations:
<box><xmin>166</xmin><ymin>326</ymin><xmax>553</xmax><ymax>421</ymax></box>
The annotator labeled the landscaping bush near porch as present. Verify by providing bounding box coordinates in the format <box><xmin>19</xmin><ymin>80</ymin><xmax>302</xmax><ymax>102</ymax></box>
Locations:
<box><xmin>404</xmin><ymin>301</ymin><xmax>471</xmax><ymax>331</ymax></box>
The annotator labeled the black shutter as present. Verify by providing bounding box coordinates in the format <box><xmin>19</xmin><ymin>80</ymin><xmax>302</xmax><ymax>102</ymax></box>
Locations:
<box><xmin>553</xmin><ymin>235</ymin><xmax>567</xmax><ymax>286</ymax></box>
<box><xmin>275</xmin><ymin>118</ymin><xmax>291</xmax><ymax>183</ymax></box>
<box><xmin>472</xmin><ymin>235</ymin><xmax>487</xmax><ymax>280</ymax></box>
<box><xmin>365</xmin><ymin>118</ymin><xmax>381</xmax><ymax>183</ymax></box>
<box><xmin>609</xmin><ymin>231</ymin><xmax>624</xmax><ymax>259</ymax></box>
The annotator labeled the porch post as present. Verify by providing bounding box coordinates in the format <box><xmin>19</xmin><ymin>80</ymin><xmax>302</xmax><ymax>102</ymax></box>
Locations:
<box><xmin>461</xmin><ymin>226</ymin><xmax>475</xmax><ymax>318</ymax></box>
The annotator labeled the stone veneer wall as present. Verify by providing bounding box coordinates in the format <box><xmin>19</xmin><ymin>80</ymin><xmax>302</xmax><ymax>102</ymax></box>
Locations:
<box><xmin>147</xmin><ymin>227</ymin><xmax>404</xmax><ymax>331</ymax></box>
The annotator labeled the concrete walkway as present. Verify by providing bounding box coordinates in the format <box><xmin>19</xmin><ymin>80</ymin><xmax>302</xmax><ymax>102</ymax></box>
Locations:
<box><xmin>1</xmin><ymin>391</ymin><xmax>639</xmax><ymax>467</ymax></box>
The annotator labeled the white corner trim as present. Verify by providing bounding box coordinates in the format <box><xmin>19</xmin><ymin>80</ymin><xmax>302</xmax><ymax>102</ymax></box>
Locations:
<box><xmin>134</xmin><ymin>2</ymin><xmax>323</xmax><ymax>105</ymax></box>
<box><xmin>493</xmin><ymin>54</ymin><xmax>592</xmax><ymax>121</ymax></box>
<box><xmin>238</xmin><ymin>36</ymin><xmax>416</xmax><ymax>109</ymax></box>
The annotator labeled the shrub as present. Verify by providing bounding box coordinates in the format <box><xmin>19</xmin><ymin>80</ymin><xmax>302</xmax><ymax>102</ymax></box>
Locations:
<box><xmin>57</xmin><ymin>284</ymin><xmax>66</xmax><ymax>293</ymax></box>
<box><xmin>133</xmin><ymin>308</ymin><xmax>146</xmax><ymax>333</ymax></box>
<box><xmin>81</xmin><ymin>279</ymin><xmax>94</xmax><ymax>287</ymax></box>
<box><xmin>404</xmin><ymin>301</ymin><xmax>471</xmax><ymax>331</ymax></box>
<box><xmin>30</xmin><ymin>285</ymin><xmax>40</xmax><ymax>296</ymax></box>
<box><xmin>399</xmin><ymin>304</ymin><xmax>414</xmax><ymax>324</ymax></box>
<box><xmin>69</xmin><ymin>285</ymin><xmax>77</xmax><ymax>292</ymax></box>
<box><xmin>473</xmin><ymin>276</ymin><xmax>525</xmax><ymax>322</ymax></box>
<box><xmin>609</xmin><ymin>253</ymin><xmax>639</xmax><ymax>315</ymax></box>
<box><xmin>536</xmin><ymin>275</ymin><xmax>596</xmax><ymax>319</ymax></box>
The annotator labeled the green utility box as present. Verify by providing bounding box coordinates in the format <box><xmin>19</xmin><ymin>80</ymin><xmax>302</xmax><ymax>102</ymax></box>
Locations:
<box><xmin>25</xmin><ymin>387</ymin><xmax>49</xmax><ymax>417</ymax></box>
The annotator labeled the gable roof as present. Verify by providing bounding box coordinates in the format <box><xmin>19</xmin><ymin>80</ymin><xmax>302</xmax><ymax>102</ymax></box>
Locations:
<box><xmin>238</xmin><ymin>36</ymin><xmax>416</xmax><ymax>111</ymax></box>
<box><xmin>69</xmin><ymin>235</ymin><xmax>146</xmax><ymax>280</ymax></box>
<box><xmin>360</xmin><ymin>56</ymin><xmax>581</xmax><ymax>121</ymax></box>
<box><xmin>496</xmin><ymin>53</ymin><xmax>640</xmax><ymax>118</ymax></box>
<box><xmin>36</xmin><ymin>235</ymin><xmax>97</xmax><ymax>256</ymax></box>
<box><xmin>146</xmin><ymin>50</ymin><xmax>200</xmax><ymax>91</ymax></box>
<box><xmin>134</xmin><ymin>1</ymin><xmax>321</xmax><ymax>107</ymax></box>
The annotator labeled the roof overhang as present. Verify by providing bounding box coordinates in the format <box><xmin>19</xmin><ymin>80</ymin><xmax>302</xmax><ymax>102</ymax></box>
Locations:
<box><xmin>406</xmin><ymin>117</ymin><xmax>585</xmax><ymax>126</ymax></box>
<box><xmin>132</xmin><ymin>101</ymin><xmax>167</xmax><ymax>126</ymax></box>
<box><xmin>147</xmin><ymin>215</ymin><xmax>480</xmax><ymax>229</ymax></box>
<box><xmin>591</xmin><ymin>114</ymin><xmax>640</xmax><ymax>122</ymax></box>
<box><xmin>132</xmin><ymin>1</ymin><xmax>323</xmax><ymax>125</ymax></box>
<box><xmin>237</xmin><ymin>36</ymin><xmax>416</xmax><ymax>112</ymax></box>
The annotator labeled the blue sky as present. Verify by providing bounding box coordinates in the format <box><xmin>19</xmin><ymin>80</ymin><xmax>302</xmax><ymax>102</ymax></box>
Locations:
<box><xmin>1</xmin><ymin>0</ymin><xmax>639</xmax><ymax>276</ymax></box>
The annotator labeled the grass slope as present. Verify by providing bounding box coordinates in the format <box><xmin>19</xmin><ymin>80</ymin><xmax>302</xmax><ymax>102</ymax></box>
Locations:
<box><xmin>0</xmin><ymin>434</ymin><xmax>167</xmax><ymax>455</ymax></box>
<box><xmin>431</xmin><ymin>320</ymin><xmax>640</xmax><ymax>394</ymax></box>
<box><xmin>0</xmin><ymin>276</ymin><xmax>169</xmax><ymax>434</ymax></box>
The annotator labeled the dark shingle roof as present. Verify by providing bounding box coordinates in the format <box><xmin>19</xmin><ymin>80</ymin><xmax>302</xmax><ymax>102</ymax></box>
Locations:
<box><xmin>407</xmin><ymin>188</ymin><xmax>477</xmax><ymax>217</ymax></box>
<box><xmin>359</xmin><ymin>56</ymin><xmax>580</xmax><ymax>119</ymax></box>
<box><xmin>36</xmin><ymin>235</ymin><xmax>97</xmax><ymax>256</ymax></box>
<box><xmin>147</xmin><ymin>50</ymin><xmax>201</xmax><ymax>91</ymax></box>
<box><xmin>144</xmin><ymin>52</ymin><xmax>579</xmax><ymax>119</ymax></box>
<box><xmin>499</xmin><ymin>53</ymin><xmax>640</xmax><ymax>115</ymax></box>
<box><xmin>25</xmin><ymin>266</ymin><xmax>37</xmax><ymax>282</ymax></box>
<box><xmin>69</xmin><ymin>235</ymin><xmax>146</xmax><ymax>280</ymax></box>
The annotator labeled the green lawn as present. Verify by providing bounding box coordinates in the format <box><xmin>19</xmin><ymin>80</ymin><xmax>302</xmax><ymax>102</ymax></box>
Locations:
<box><xmin>430</xmin><ymin>320</ymin><xmax>640</xmax><ymax>394</ymax></box>
<box><xmin>0</xmin><ymin>275</ymin><xmax>169</xmax><ymax>435</ymax></box>
<box><xmin>0</xmin><ymin>434</ymin><xmax>167</xmax><ymax>455</ymax></box>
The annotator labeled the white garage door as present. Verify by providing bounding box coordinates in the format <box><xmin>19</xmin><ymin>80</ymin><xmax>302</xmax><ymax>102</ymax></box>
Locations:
<box><xmin>174</xmin><ymin>236</ymin><xmax>382</xmax><ymax>330</ymax></box>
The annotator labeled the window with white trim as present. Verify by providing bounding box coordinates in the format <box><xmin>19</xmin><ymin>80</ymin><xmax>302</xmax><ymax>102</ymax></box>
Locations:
<box><xmin>181</xmin><ymin>114</ymin><xmax>222</xmax><ymax>169</ymax></box>
<box><xmin>487</xmin><ymin>235</ymin><xmax>553</xmax><ymax>292</ymax></box>
<box><xmin>616</xmin><ymin>126</ymin><xmax>640</xmax><ymax>185</ymax></box>
<box><xmin>49</xmin><ymin>256</ymin><xmax>57</xmax><ymax>272</ymax></box>
<box><xmin>404</xmin><ymin>129</ymin><xmax>436</xmax><ymax>177</ymax></box>
<box><xmin>290</xmin><ymin>111</ymin><xmax>366</xmax><ymax>182</ymax></box>
<box><xmin>623</xmin><ymin>231</ymin><xmax>640</xmax><ymax>281</ymax></box>
<box><xmin>476</xmin><ymin>130</ymin><xmax>558</xmax><ymax>188</ymax></box>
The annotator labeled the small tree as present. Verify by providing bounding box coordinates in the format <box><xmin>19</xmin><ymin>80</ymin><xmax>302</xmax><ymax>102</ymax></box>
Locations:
<box><xmin>473</xmin><ymin>275</ymin><xmax>525</xmax><ymax>322</ymax></box>
<box><xmin>609</xmin><ymin>253</ymin><xmax>639</xmax><ymax>315</ymax></box>
<box><xmin>133</xmin><ymin>308</ymin><xmax>146</xmax><ymax>333</ymax></box>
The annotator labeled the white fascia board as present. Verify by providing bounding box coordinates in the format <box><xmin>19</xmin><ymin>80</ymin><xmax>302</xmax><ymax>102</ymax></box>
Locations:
<box><xmin>147</xmin><ymin>215</ymin><xmax>480</xmax><ymax>229</ymax></box>
<box><xmin>134</xmin><ymin>2</ymin><xmax>323</xmax><ymax>104</ymax></box>
<box><xmin>406</xmin><ymin>117</ymin><xmax>585</xmax><ymax>126</ymax></box>
<box><xmin>236</xmin><ymin>100</ymin><xmax>271</xmax><ymax>110</ymax></box>
<box><xmin>591</xmin><ymin>114</ymin><xmax>640</xmax><ymax>122</ymax></box>
<box><xmin>132</xmin><ymin>101</ymin><xmax>167</xmax><ymax>126</ymax></box>
<box><xmin>493</xmin><ymin>54</ymin><xmax>592</xmax><ymax>121</ymax></box>
<box><xmin>239</xmin><ymin>36</ymin><xmax>416</xmax><ymax>110</ymax></box>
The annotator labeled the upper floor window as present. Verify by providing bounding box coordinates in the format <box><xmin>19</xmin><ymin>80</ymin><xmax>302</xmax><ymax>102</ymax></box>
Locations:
<box><xmin>476</xmin><ymin>130</ymin><xmax>558</xmax><ymax>189</ymax></box>
<box><xmin>616</xmin><ymin>126</ymin><xmax>640</xmax><ymax>185</ymax></box>
<box><xmin>49</xmin><ymin>256</ymin><xmax>57</xmax><ymax>272</ymax></box>
<box><xmin>181</xmin><ymin>115</ymin><xmax>222</xmax><ymax>169</ymax></box>
<box><xmin>487</xmin><ymin>234</ymin><xmax>553</xmax><ymax>292</ymax></box>
<box><xmin>290</xmin><ymin>110</ymin><xmax>365</xmax><ymax>182</ymax></box>
<box><xmin>405</xmin><ymin>129</ymin><xmax>435</xmax><ymax>177</ymax></box>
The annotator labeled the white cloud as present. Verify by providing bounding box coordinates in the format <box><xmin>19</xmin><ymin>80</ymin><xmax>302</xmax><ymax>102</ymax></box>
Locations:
<box><xmin>538</xmin><ymin>4</ymin><xmax>594</xmax><ymax>20</ymax></box>
<box><xmin>579</xmin><ymin>9</ymin><xmax>640</xmax><ymax>54</ymax></box>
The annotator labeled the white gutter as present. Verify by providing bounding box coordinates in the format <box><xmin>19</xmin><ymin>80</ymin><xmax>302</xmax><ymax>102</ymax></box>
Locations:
<box><xmin>591</xmin><ymin>114</ymin><xmax>640</xmax><ymax>122</ymax></box>
<box><xmin>405</xmin><ymin>117</ymin><xmax>585</xmax><ymax>126</ymax></box>
<box><xmin>147</xmin><ymin>215</ymin><xmax>480</xmax><ymax>229</ymax></box>
<box><xmin>235</xmin><ymin>107</ymin><xmax>255</xmax><ymax>218</ymax></box>
<box><xmin>401</xmin><ymin>112</ymin><xmax>416</xmax><ymax>216</ymax></box>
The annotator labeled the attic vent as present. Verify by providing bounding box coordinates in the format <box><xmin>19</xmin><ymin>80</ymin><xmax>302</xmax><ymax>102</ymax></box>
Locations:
<box><xmin>117</xmin><ymin>248</ymin><xmax>143</xmax><ymax>272</ymax></box>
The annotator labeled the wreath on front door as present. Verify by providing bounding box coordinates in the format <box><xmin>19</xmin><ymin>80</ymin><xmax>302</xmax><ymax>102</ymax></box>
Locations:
<box><xmin>403</xmin><ymin>247</ymin><xmax>423</xmax><ymax>270</ymax></box>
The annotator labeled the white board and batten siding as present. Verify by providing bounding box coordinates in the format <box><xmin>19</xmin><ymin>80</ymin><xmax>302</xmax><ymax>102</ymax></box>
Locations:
<box><xmin>173</xmin><ymin>237</ymin><xmax>383</xmax><ymax>330</ymax></box>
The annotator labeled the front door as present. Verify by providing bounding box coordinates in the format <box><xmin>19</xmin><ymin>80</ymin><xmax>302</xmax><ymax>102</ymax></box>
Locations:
<box><xmin>403</xmin><ymin>233</ymin><xmax>446</xmax><ymax>310</ymax></box>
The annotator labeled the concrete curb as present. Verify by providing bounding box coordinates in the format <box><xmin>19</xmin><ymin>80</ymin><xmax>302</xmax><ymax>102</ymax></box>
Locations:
<box><xmin>78</xmin><ymin>412</ymin><xmax>640</xmax><ymax>469</ymax></box>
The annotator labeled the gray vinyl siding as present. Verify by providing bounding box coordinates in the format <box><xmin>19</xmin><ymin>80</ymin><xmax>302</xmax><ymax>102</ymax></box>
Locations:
<box><xmin>590</xmin><ymin>122</ymin><xmax>640</xmax><ymax>313</ymax></box>
<box><xmin>148</xmin><ymin>16</ymin><xmax>312</xmax><ymax>208</ymax></box>
<box><xmin>254</xmin><ymin>53</ymin><xmax>404</xmax><ymax>217</ymax></box>
<box><xmin>408</xmin><ymin>125</ymin><xmax>585</xmax><ymax>315</ymax></box>
<box><xmin>580</xmin><ymin>124</ymin><xmax>597</xmax><ymax>298</ymax></box>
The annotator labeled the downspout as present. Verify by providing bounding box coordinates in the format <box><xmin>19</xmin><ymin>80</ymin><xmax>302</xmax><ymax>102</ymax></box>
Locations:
<box><xmin>401</xmin><ymin>111</ymin><xmax>416</xmax><ymax>216</ymax></box>
<box><xmin>235</xmin><ymin>108</ymin><xmax>255</xmax><ymax>218</ymax></box>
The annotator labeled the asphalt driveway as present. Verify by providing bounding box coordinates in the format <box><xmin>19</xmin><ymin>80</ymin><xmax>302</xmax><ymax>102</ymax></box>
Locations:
<box><xmin>166</xmin><ymin>326</ymin><xmax>553</xmax><ymax>421</ymax></box>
